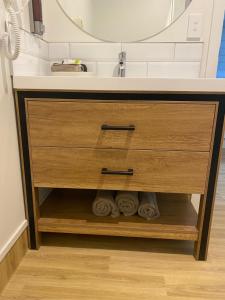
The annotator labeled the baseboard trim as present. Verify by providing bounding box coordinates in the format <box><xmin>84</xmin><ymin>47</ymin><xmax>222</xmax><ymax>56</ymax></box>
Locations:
<box><xmin>0</xmin><ymin>220</ymin><xmax>28</xmax><ymax>262</ymax></box>
<box><xmin>0</xmin><ymin>226</ymin><xmax>28</xmax><ymax>293</ymax></box>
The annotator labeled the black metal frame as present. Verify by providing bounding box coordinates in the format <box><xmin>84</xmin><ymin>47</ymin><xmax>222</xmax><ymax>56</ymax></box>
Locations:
<box><xmin>16</xmin><ymin>91</ymin><xmax>225</xmax><ymax>260</ymax></box>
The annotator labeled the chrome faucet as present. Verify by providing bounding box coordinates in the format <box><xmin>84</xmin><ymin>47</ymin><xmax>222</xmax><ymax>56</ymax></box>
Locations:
<box><xmin>118</xmin><ymin>51</ymin><xmax>126</xmax><ymax>77</ymax></box>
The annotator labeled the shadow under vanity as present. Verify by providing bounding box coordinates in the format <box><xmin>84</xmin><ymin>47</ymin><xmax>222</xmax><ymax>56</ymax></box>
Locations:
<box><xmin>14</xmin><ymin>88</ymin><xmax>225</xmax><ymax>261</ymax></box>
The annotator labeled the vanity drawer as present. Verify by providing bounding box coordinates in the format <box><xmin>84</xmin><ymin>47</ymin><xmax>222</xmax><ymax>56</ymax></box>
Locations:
<box><xmin>31</xmin><ymin>147</ymin><xmax>209</xmax><ymax>194</ymax></box>
<box><xmin>27</xmin><ymin>100</ymin><xmax>216</xmax><ymax>151</ymax></box>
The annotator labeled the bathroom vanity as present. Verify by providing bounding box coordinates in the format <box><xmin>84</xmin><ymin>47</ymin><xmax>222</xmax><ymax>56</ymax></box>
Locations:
<box><xmin>14</xmin><ymin>77</ymin><xmax>225</xmax><ymax>261</ymax></box>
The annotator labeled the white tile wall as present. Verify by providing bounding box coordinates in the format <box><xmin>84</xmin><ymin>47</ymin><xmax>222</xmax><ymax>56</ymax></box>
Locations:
<box><xmin>82</xmin><ymin>61</ymin><xmax>97</xmax><ymax>74</ymax></box>
<box><xmin>126</xmin><ymin>62</ymin><xmax>148</xmax><ymax>77</ymax></box>
<box><xmin>20</xmin><ymin>30</ymin><xmax>49</xmax><ymax>59</ymax></box>
<box><xmin>49</xmin><ymin>42</ymin><xmax>69</xmax><ymax>59</ymax></box>
<box><xmin>148</xmin><ymin>62</ymin><xmax>200</xmax><ymax>78</ymax></box>
<box><xmin>97</xmin><ymin>62</ymin><xmax>118</xmax><ymax>77</ymax></box>
<box><xmin>39</xmin><ymin>39</ymin><xmax>49</xmax><ymax>60</ymax></box>
<box><xmin>97</xmin><ymin>62</ymin><xmax>148</xmax><ymax>78</ymax></box>
<box><xmin>13</xmin><ymin>53</ymin><xmax>50</xmax><ymax>76</ymax></box>
<box><xmin>174</xmin><ymin>43</ymin><xmax>203</xmax><ymax>61</ymax></box>
<box><xmin>122</xmin><ymin>43</ymin><xmax>175</xmax><ymax>61</ymax></box>
<box><xmin>13</xmin><ymin>35</ymin><xmax>203</xmax><ymax>78</ymax></box>
<box><xmin>12</xmin><ymin>29</ymin><xmax>50</xmax><ymax>76</ymax></box>
<box><xmin>69</xmin><ymin>43</ymin><xmax>121</xmax><ymax>61</ymax></box>
<box><xmin>46</xmin><ymin>42</ymin><xmax>202</xmax><ymax>78</ymax></box>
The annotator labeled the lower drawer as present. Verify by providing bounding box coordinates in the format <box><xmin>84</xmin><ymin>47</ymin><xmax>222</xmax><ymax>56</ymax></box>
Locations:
<box><xmin>31</xmin><ymin>147</ymin><xmax>209</xmax><ymax>194</ymax></box>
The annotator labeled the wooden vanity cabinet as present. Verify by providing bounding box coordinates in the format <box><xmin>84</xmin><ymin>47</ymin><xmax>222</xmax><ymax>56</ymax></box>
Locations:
<box><xmin>15</xmin><ymin>92</ymin><xmax>225</xmax><ymax>261</ymax></box>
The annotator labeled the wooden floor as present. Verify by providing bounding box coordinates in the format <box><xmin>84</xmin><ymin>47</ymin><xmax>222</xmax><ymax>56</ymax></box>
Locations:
<box><xmin>1</xmin><ymin>150</ymin><xmax>225</xmax><ymax>300</ymax></box>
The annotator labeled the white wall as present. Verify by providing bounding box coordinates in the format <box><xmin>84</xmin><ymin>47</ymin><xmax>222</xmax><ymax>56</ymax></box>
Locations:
<box><xmin>0</xmin><ymin>0</ymin><xmax>27</xmax><ymax>261</ymax></box>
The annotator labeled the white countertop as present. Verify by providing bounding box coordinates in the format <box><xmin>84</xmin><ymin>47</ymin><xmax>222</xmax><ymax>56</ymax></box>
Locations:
<box><xmin>13</xmin><ymin>76</ymin><xmax>225</xmax><ymax>93</ymax></box>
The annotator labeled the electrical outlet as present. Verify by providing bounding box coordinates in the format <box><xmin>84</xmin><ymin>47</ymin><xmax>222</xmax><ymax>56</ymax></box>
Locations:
<box><xmin>187</xmin><ymin>13</ymin><xmax>203</xmax><ymax>40</ymax></box>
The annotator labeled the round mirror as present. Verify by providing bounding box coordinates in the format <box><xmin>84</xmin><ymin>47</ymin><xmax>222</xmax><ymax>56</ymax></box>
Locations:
<box><xmin>57</xmin><ymin>0</ymin><xmax>192</xmax><ymax>42</ymax></box>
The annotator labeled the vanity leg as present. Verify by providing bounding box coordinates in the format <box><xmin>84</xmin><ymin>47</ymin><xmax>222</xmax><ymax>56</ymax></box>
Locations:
<box><xmin>32</xmin><ymin>187</ymin><xmax>41</xmax><ymax>249</ymax></box>
<box><xmin>194</xmin><ymin>189</ymin><xmax>218</xmax><ymax>261</ymax></box>
<box><xmin>194</xmin><ymin>102</ymin><xmax>224</xmax><ymax>261</ymax></box>
<box><xmin>194</xmin><ymin>194</ymin><xmax>207</xmax><ymax>260</ymax></box>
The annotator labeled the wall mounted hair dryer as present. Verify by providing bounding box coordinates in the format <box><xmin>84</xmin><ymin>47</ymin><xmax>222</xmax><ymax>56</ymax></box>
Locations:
<box><xmin>0</xmin><ymin>0</ymin><xmax>31</xmax><ymax>60</ymax></box>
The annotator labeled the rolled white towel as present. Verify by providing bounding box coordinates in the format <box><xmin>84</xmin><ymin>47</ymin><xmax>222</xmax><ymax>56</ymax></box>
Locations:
<box><xmin>138</xmin><ymin>193</ymin><xmax>160</xmax><ymax>220</ymax></box>
<box><xmin>115</xmin><ymin>191</ymin><xmax>139</xmax><ymax>217</ymax></box>
<box><xmin>92</xmin><ymin>190</ymin><xmax>119</xmax><ymax>218</ymax></box>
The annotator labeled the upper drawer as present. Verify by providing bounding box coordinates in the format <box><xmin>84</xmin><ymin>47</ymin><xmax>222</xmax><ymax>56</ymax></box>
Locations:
<box><xmin>26</xmin><ymin>100</ymin><xmax>216</xmax><ymax>151</ymax></box>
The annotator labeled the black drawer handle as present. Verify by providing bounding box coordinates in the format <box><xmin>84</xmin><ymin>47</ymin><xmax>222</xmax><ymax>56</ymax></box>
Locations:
<box><xmin>101</xmin><ymin>124</ymin><xmax>135</xmax><ymax>131</ymax></box>
<box><xmin>101</xmin><ymin>168</ymin><xmax>134</xmax><ymax>176</ymax></box>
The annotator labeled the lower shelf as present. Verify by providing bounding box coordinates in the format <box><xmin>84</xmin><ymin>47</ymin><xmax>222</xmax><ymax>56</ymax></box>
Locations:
<box><xmin>38</xmin><ymin>189</ymin><xmax>199</xmax><ymax>241</ymax></box>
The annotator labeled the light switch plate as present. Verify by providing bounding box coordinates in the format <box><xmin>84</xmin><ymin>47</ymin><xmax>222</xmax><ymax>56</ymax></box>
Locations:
<box><xmin>187</xmin><ymin>13</ymin><xmax>203</xmax><ymax>40</ymax></box>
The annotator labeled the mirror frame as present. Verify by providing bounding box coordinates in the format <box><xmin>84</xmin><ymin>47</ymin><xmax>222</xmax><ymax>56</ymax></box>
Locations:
<box><xmin>56</xmin><ymin>0</ymin><xmax>192</xmax><ymax>42</ymax></box>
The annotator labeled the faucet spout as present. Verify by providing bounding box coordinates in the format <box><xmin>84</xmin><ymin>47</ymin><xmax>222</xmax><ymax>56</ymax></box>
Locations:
<box><xmin>118</xmin><ymin>51</ymin><xmax>126</xmax><ymax>77</ymax></box>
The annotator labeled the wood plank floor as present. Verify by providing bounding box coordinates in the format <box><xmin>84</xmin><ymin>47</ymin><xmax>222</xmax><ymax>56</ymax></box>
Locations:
<box><xmin>1</xmin><ymin>150</ymin><xmax>224</xmax><ymax>300</ymax></box>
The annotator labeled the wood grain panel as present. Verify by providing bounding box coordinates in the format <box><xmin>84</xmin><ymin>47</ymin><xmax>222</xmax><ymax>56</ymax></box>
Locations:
<box><xmin>31</xmin><ymin>147</ymin><xmax>209</xmax><ymax>193</ymax></box>
<box><xmin>27</xmin><ymin>100</ymin><xmax>216</xmax><ymax>151</ymax></box>
<box><xmin>0</xmin><ymin>229</ymin><xmax>28</xmax><ymax>293</ymax></box>
<box><xmin>38</xmin><ymin>189</ymin><xmax>198</xmax><ymax>241</ymax></box>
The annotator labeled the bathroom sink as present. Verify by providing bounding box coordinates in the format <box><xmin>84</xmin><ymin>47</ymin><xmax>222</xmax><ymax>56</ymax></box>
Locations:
<box><xmin>13</xmin><ymin>76</ymin><xmax>225</xmax><ymax>94</ymax></box>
